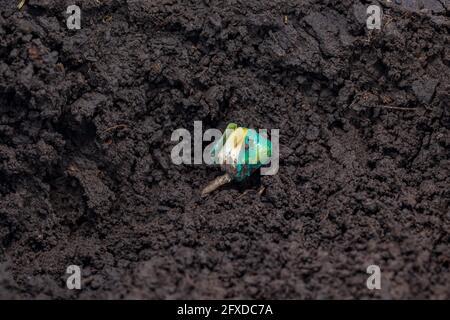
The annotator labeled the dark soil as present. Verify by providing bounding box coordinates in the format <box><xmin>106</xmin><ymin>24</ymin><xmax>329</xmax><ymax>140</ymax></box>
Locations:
<box><xmin>0</xmin><ymin>0</ymin><xmax>449</xmax><ymax>299</ymax></box>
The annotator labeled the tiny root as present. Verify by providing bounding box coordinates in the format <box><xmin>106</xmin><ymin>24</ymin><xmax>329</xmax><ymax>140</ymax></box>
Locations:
<box><xmin>201</xmin><ymin>173</ymin><xmax>232</xmax><ymax>197</ymax></box>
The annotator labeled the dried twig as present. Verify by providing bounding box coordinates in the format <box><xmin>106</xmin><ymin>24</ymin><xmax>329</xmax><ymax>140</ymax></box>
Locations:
<box><xmin>103</xmin><ymin>15</ymin><xmax>113</xmax><ymax>23</ymax></box>
<box><xmin>237</xmin><ymin>189</ymin><xmax>251</xmax><ymax>199</ymax></box>
<box><xmin>103</xmin><ymin>124</ymin><xmax>128</xmax><ymax>133</ymax></box>
<box><xmin>369</xmin><ymin>105</ymin><xmax>418</xmax><ymax>111</ymax></box>
<box><xmin>18</xmin><ymin>0</ymin><xmax>26</xmax><ymax>10</ymax></box>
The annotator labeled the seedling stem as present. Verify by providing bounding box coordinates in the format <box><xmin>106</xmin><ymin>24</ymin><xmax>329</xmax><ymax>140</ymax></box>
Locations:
<box><xmin>201</xmin><ymin>173</ymin><xmax>232</xmax><ymax>197</ymax></box>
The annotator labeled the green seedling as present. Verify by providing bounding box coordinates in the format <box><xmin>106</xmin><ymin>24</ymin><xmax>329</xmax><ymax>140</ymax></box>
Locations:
<box><xmin>201</xmin><ymin>123</ymin><xmax>272</xmax><ymax>197</ymax></box>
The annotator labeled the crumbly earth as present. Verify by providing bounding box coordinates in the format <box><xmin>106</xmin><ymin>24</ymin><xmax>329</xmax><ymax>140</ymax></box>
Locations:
<box><xmin>0</xmin><ymin>0</ymin><xmax>449</xmax><ymax>299</ymax></box>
